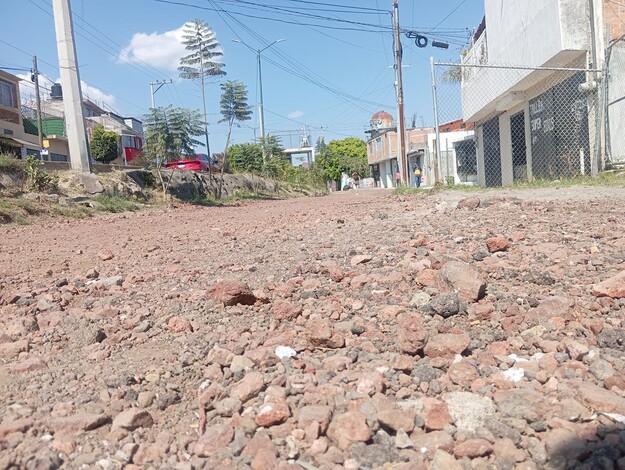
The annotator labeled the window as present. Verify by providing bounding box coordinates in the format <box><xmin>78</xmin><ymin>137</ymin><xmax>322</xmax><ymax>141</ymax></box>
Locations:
<box><xmin>0</xmin><ymin>79</ymin><xmax>16</xmax><ymax>108</ymax></box>
<box><xmin>50</xmin><ymin>153</ymin><xmax>68</xmax><ymax>162</ymax></box>
<box><xmin>122</xmin><ymin>135</ymin><xmax>134</xmax><ymax>149</ymax></box>
<box><xmin>376</xmin><ymin>137</ymin><xmax>382</xmax><ymax>152</ymax></box>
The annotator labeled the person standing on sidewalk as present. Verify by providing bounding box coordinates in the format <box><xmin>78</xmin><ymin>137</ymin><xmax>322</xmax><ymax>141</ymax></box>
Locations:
<box><xmin>414</xmin><ymin>165</ymin><xmax>422</xmax><ymax>188</ymax></box>
<box><xmin>395</xmin><ymin>170</ymin><xmax>401</xmax><ymax>187</ymax></box>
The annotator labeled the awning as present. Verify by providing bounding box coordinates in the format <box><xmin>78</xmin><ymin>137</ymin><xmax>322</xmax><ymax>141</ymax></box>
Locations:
<box><xmin>0</xmin><ymin>135</ymin><xmax>39</xmax><ymax>149</ymax></box>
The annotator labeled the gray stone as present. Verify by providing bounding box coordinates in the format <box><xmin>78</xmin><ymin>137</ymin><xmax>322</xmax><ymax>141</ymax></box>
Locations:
<box><xmin>443</xmin><ymin>392</ymin><xmax>496</xmax><ymax>433</ymax></box>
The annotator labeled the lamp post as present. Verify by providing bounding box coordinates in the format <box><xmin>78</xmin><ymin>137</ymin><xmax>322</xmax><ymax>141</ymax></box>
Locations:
<box><xmin>233</xmin><ymin>38</ymin><xmax>285</xmax><ymax>165</ymax></box>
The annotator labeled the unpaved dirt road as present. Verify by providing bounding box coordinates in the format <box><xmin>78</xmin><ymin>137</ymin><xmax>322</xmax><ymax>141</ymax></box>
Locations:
<box><xmin>1</xmin><ymin>187</ymin><xmax>625</xmax><ymax>469</ymax></box>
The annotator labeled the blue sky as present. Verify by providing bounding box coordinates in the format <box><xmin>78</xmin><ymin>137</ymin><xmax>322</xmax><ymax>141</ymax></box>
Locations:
<box><xmin>1</xmin><ymin>0</ymin><xmax>484</xmax><ymax>154</ymax></box>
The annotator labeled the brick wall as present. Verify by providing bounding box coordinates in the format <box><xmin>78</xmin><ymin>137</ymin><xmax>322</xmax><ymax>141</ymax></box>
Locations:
<box><xmin>604</xmin><ymin>0</ymin><xmax>625</xmax><ymax>41</ymax></box>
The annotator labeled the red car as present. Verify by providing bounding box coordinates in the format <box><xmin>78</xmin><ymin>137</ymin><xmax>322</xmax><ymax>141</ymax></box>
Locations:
<box><xmin>165</xmin><ymin>154</ymin><xmax>215</xmax><ymax>172</ymax></box>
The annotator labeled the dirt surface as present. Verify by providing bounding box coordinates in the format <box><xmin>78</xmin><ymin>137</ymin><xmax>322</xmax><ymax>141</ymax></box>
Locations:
<box><xmin>1</xmin><ymin>187</ymin><xmax>625</xmax><ymax>469</ymax></box>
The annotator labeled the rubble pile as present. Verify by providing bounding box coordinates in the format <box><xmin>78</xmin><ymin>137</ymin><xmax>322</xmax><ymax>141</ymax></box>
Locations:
<box><xmin>0</xmin><ymin>188</ymin><xmax>624</xmax><ymax>469</ymax></box>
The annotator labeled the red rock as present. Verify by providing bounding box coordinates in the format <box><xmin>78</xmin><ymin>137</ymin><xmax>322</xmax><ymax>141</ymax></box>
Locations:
<box><xmin>98</xmin><ymin>249</ymin><xmax>114</xmax><ymax>261</ymax></box>
<box><xmin>377</xmin><ymin>409</ymin><xmax>415</xmax><ymax>433</ymax></box>
<box><xmin>255</xmin><ymin>396</ymin><xmax>290</xmax><ymax>427</ymax></box>
<box><xmin>195</xmin><ymin>423</ymin><xmax>235</xmax><ymax>457</ymax></box>
<box><xmin>422</xmin><ymin>398</ymin><xmax>452</xmax><ymax>431</ymax></box>
<box><xmin>242</xmin><ymin>433</ymin><xmax>277</xmax><ymax>458</ymax></box>
<box><xmin>457</xmin><ymin>197</ymin><xmax>481</xmax><ymax>210</ymax></box>
<box><xmin>410</xmin><ymin>234</ymin><xmax>428</xmax><ymax>247</ymax></box>
<box><xmin>0</xmin><ymin>340</ymin><xmax>29</xmax><ymax>358</ymax></box>
<box><xmin>10</xmin><ymin>357</ymin><xmax>47</xmax><ymax>373</ymax></box>
<box><xmin>438</xmin><ymin>261</ymin><xmax>486</xmax><ymax>302</ymax></box>
<box><xmin>167</xmin><ymin>316</ymin><xmax>192</xmax><ymax>333</ymax></box>
<box><xmin>252</xmin><ymin>448</ymin><xmax>279</xmax><ymax>470</ymax></box>
<box><xmin>327</xmin><ymin>267</ymin><xmax>344</xmax><ymax>282</ymax></box>
<box><xmin>307</xmin><ymin>319</ymin><xmax>345</xmax><ymax>349</ymax></box>
<box><xmin>230</xmin><ymin>372</ymin><xmax>265</xmax><ymax>403</ymax></box>
<box><xmin>486</xmin><ymin>236</ymin><xmax>509</xmax><ymax>253</ymax></box>
<box><xmin>430</xmin><ymin>449</ymin><xmax>462</xmax><ymax>470</ymax></box>
<box><xmin>112</xmin><ymin>409</ymin><xmax>154</xmax><ymax>431</ymax></box>
<box><xmin>327</xmin><ymin>411</ymin><xmax>371</xmax><ymax>450</ymax></box>
<box><xmin>0</xmin><ymin>417</ymin><xmax>34</xmax><ymax>438</ymax></box>
<box><xmin>448</xmin><ymin>361</ymin><xmax>480</xmax><ymax>386</ymax></box>
<box><xmin>207</xmin><ymin>281</ymin><xmax>257</xmax><ymax>306</ymax></box>
<box><xmin>272</xmin><ymin>301</ymin><xmax>302</xmax><ymax>321</ymax></box>
<box><xmin>48</xmin><ymin>413</ymin><xmax>109</xmax><ymax>433</ymax></box>
<box><xmin>298</xmin><ymin>405</ymin><xmax>332</xmax><ymax>434</ymax></box>
<box><xmin>350</xmin><ymin>254</ymin><xmax>372</xmax><ymax>266</ymax></box>
<box><xmin>424</xmin><ymin>333</ymin><xmax>470</xmax><ymax>358</ymax></box>
<box><xmin>397</xmin><ymin>314</ymin><xmax>428</xmax><ymax>355</ymax></box>
<box><xmin>411</xmin><ymin>431</ymin><xmax>454</xmax><ymax>459</ymax></box>
<box><xmin>592</xmin><ymin>271</ymin><xmax>625</xmax><ymax>299</ymax></box>
<box><xmin>453</xmin><ymin>438</ymin><xmax>493</xmax><ymax>458</ymax></box>
<box><xmin>576</xmin><ymin>382</ymin><xmax>625</xmax><ymax>415</ymax></box>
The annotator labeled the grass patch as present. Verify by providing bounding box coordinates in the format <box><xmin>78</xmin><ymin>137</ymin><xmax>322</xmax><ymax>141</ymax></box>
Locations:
<box><xmin>92</xmin><ymin>194</ymin><xmax>142</xmax><ymax>213</ymax></box>
<box><xmin>0</xmin><ymin>194</ymin><xmax>94</xmax><ymax>224</ymax></box>
<box><xmin>189</xmin><ymin>190</ymin><xmax>282</xmax><ymax>207</ymax></box>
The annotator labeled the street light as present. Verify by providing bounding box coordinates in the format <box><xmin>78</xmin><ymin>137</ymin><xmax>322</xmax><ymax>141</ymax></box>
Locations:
<box><xmin>233</xmin><ymin>38</ymin><xmax>285</xmax><ymax>164</ymax></box>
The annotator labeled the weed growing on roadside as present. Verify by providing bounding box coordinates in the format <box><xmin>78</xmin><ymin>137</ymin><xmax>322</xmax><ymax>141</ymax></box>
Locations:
<box><xmin>92</xmin><ymin>195</ymin><xmax>141</xmax><ymax>213</ymax></box>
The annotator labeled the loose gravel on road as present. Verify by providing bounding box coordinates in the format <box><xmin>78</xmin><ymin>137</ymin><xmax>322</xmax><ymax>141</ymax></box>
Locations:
<box><xmin>1</xmin><ymin>187</ymin><xmax>625</xmax><ymax>470</ymax></box>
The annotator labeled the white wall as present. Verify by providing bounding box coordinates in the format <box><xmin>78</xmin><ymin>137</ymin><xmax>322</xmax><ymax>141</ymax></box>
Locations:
<box><xmin>428</xmin><ymin>130</ymin><xmax>475</xmax><ymax>184</ymax></box>
<box><xmin>608</xmin><ymin>43</ymin><xmax>625</xmax><ymax>164</ymax></box>
<box><xmin>462</xmin><ymin>0</ymin><xmax>591</xmax><ymax>121</ymax></box>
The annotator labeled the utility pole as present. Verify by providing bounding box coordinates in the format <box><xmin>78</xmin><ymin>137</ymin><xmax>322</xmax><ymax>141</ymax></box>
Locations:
<box><xmin>32</xmin><ymin>56</ymin><xmax>44</xmax><ymax>154</ymax></box>
<box><xmin>52</xmin><ymin>0</ymin><xmax>90</xmax><ymax>173</ymax></box>
<box><xmin>233</xmin><ymin>38</ymin><xmax>285</xmax><ymax>166</ymax></box>
<box><xmin>149</xmin><ymin>79</ymin><xmax>173</xmax><ymax>109</ymax></box>
<box><xmin>393</xmin><ymin>0</ymin><xmax>408</xmax><ymax>185</ymax></box>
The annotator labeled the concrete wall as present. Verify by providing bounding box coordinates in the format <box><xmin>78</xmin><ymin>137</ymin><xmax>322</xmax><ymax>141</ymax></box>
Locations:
<box><xmin>608</xmin><ymin>42</ymin><xmax>625</xmax><ymax>163</ymax></box>
<box><xmin>462</xmin><ymin>0</ymin><xmax>591</xmax><ymax>121</ymax></box>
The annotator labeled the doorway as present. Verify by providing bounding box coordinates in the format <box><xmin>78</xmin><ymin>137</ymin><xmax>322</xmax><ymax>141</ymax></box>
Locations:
<box><xmin>511</xmin><ymin>111</ymin><xmax>527</xmax><ymax>182</ymax></box>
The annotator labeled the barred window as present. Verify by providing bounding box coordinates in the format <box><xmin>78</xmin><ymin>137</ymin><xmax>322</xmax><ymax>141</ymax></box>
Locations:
<box><xmin>0</xmin><ymin>79</ymin><xmax>16</xmax><ymax>109</ymax></box>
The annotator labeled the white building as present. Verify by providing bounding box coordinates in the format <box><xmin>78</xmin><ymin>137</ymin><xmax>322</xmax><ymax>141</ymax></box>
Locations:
<box><xmin>460</xmin><ymin>0</ymin><xmax>611</xmax><ymax>186</ymax></box>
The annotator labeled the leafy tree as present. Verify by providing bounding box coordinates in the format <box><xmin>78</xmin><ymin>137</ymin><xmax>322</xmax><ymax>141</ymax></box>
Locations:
<box><xmin>229</xmin><ymin>143</ymin><xmax>263</xmax><ymax>174</ymax></box>
<box><xmin>219</xmin><ymin>80</ymin><xmax>252</xmax><ymax>173</ymax></box>
<box><xmin>89</xmin><ymin>126</ymin><xmax>119</xmax><ymax>164</ymax></box>
<box><xmin>178</xmin><ymin>19</ymin><xmax>226</xmax><ymax>158</ymax></box>
<box><xmin>314</xmin><ymin>136</ymin><xmax>327</xmax><ymax>155</ymax></box>
<box><xmin>143</xmin><ymin>106</ymin><xmax>205</xmax><ymax>193</ymax></box>
<box><xmin>317</xmin><ymin>137</ymin><xmax>368</xmax><ymax>183</ymax></box>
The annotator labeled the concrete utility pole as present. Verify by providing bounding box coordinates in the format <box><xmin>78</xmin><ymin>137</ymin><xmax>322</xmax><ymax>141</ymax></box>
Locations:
<box><xmin>393</xmin><ymin>0</ymin><xmax>408</xmax><ymax>185</ymax></box>
<box><xmin>149</xmin><ymin>79</ymin><xmax>173</xmax><ymax>109</ymax></box>
<box><xmin>32</xmin><ymin>56</ymin><xmax>44</xmax><ymax>154</ymax></box>
<box><xmin>52</xmin><ymin>0</ymin><xmax>90</xmax><ymax>172</ymax></box>
<box><xmin>233</xmin><ymin>38</ymin><xmax>285</xmax><ymax>166</ymax></box>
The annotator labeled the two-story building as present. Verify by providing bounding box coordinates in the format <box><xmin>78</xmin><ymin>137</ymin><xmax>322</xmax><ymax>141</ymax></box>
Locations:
<box><xmin>460</xmin><ymin>0</ymin><xmax>623</xmax><ymax>186</ymax></box>
<box><xmin>365</xmin><ymin>111</ymin><xmax>435</xmax><ymax>188</ymax></box>
<box><xmin>0</xmin><ymin>70</ymin><xmax>40</xmax><ymax>157</ymax></box>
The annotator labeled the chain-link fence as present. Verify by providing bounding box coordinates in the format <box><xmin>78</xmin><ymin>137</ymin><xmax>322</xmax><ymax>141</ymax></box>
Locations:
<box><xmin>431</xmin><ymin>58</ymin><xmax>605</xmax><ymax>187</ymax></box>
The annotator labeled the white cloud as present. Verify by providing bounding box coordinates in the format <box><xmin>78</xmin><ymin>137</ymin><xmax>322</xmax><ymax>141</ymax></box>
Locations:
<box><xmin>119</xmin><ymin>24</ymin><xmax>187</xmax><ymax>71</ymax></box>
<box><xmin>288</xmin><ymin>110</ymin><xmax>304</xmax><ymax>119</ymax></box>
<box><xmin>79</xmin><ymin>81</ymin><xmax>116</xmax><ymax>108</ymax></box>
<box><xmin>16</xmin><ymin>72</ymin><xmax>116</xmax><ymax>109</ymax></box>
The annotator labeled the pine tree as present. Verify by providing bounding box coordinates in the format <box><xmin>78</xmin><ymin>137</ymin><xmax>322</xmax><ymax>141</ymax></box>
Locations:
<box><xmin>178</xmin><ymin>19</ymin><xmax>226</xmax><ymax>160</ymax></box>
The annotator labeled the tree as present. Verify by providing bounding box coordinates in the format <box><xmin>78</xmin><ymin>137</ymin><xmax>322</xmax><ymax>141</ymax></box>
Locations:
<box><xmin>89</xmin><ymin>126</ymin><xmax>119</xmax><ymax>164</ymax></box>
<box><xmin>143</xmin><ymin>106</ymin><xmax>205</xmax><ymax>193</ymax></box>
<box><xmin>314</xmin><ymin>136</ymin><xmax>327</xmax><ymax>155</ymax></box>
<box><xmin>229</xmin><ymin>143</ymin><xmax>263</xmax><ymax>174</ymax></box>
<box><xmin>317</xmin><ymin>137</ymin><xmax>368</xmax><ymax>183</ymax></box>
<box><xmin>178</xmin><ymin>19</ymin><xmax>226</xmax><ymax>159</ymax></box>
<box><xmin>219</xmin><ymin>80</ymin><xmax>252</xmax><ymax>173</ymax></box>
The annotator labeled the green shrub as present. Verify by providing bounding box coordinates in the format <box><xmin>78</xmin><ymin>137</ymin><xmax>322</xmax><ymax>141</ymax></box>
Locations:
<box><xmin>0</xmin><ymin>153</ymin><xmax>25</xmax><ymax>171</ymax></box>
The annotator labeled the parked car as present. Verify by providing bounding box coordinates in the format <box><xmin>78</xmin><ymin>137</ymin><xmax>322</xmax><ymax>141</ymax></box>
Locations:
<box><xmin>165</xmin><ymin>154</ymin><xmax>216</xmax><ymax>172</ymax></box>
